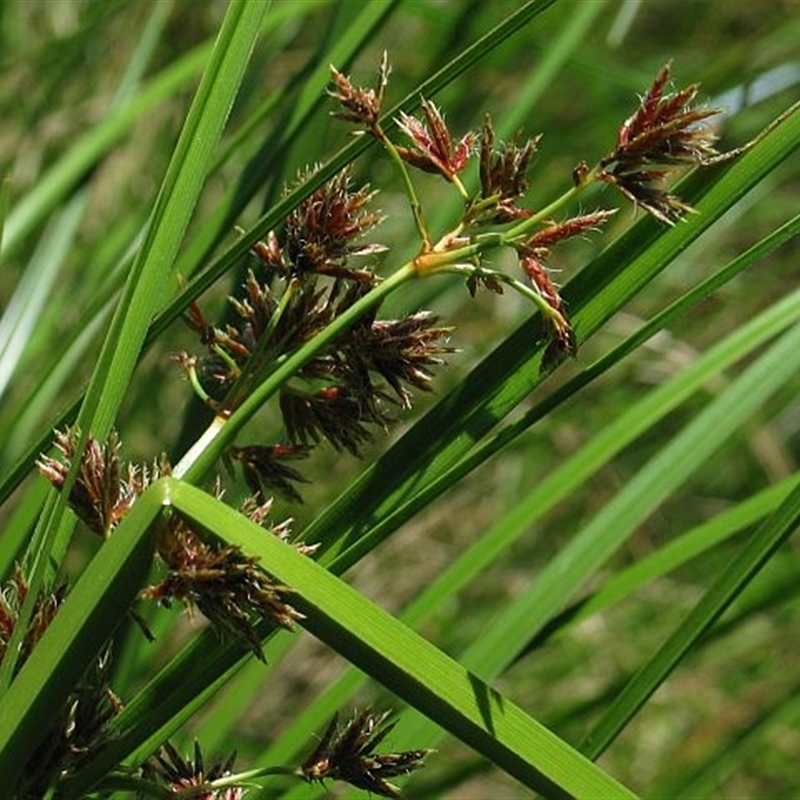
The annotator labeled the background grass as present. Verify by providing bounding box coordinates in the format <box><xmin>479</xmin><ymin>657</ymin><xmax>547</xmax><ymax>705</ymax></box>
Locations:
<box><xmin>1</xmin><ymin>1</ymin><xmax>800</xmax><ymax>797</ymax></box>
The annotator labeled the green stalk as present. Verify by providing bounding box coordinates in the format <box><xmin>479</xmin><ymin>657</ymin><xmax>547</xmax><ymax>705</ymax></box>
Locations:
<box><xmin>412</xmin><ymin>175</ymin><xmax>594</xmax><ymax>277</ymax></box>
<box><xmin>174</xmin><ymin>263</ymin><xmax>416</xmax><ymax>482</ymax></box>
<box><xmin>373</xmin><ymin>124</ymin><xmax>433</xmax><ymax>247</ymax></box>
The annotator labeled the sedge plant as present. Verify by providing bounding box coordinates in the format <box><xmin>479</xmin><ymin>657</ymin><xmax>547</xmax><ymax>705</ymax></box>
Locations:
<box><xmin>2</xmin><ymin>3</ymin><xmax>800</xmax><ymax>799</ymax></box>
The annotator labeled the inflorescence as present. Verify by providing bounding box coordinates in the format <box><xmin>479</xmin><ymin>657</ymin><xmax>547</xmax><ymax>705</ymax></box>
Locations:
<box><xmin>21</xmin><ymin>55</ymin><xmax>723</xmax><ymax>798</ymax></box>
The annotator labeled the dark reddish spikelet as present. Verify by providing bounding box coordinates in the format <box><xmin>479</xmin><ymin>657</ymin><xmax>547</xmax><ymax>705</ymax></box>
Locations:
<box><xmin>520</xmin><ymin>253</ymin><xmax>565</xmax><ymax>314</ymax></box>
<box><xmin>329</xmin><ymin>51</ymin><xmax>389</xmax><ymax>129</ymax></box>
<box><xmin>476</xmin><ymin>115</ymin><xmax>539</xmax><ymax>222</ymax></box>
<box><xmin>302</xmin><ymin>709</ymin><xmax>431</xmax><ymax>797</ymax></box>
<box><xmin>147</xmin><ymin>740</ymin><xmax>242</xmax><ymax>800</ymax></box>
<box><xmin>599</xmin><ymin>62</ymin><xmax>721</xmax><ymax>223</ymax></box>
<box><xmin>523</xmin><ymin>209</ymin><xmax>617</xmax><ymax>250</ymax></box>
<box><xmin>519</xmin><ymin>253</ymin><xmax>577</xmax><ymax>371</ymax></box>
<box><xmin>279</xmin><ymin>383</ymin><xmax>387</xmax><ymax>457</ymax></box>
<box><xmin>146</xmin><ymin>512</ymin><xmax>305</xmax><ymax>661</ymax></box>
<box><xmin>395</xmin><ymin>99</ymin><xmax>476</xmax><ymax>182</ymax></box>
<box><xmin>286</xmin><ymin>168</ymin><xmax>385</xmax><ymax>275</ymax></box>
<box><xmin>231</xmin><ymin>443</ymin><xmax>311</xmax><ymax>503</ymax></box>
<box><xmin>345</xmin><ymin>311</ymin><xmax>455</xmax><ymax>408</ymax></box>
<box><xmin>36</xmin><ymin>428</ymin><xmax>155</xmax><ymax>537</ymax></box>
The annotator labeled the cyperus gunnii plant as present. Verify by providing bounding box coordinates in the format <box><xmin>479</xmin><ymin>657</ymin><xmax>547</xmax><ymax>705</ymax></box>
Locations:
<box><xmin>26</xmin><ymin>55</ymin><xmax>727</xmax><ymax>798</ymax></box>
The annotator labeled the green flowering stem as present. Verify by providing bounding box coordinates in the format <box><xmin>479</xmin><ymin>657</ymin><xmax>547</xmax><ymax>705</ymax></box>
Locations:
<box><xmin>412</xmin><ymin>231</ymin><xmax>500</xmax><ymax>275</ymax></box>
<box><xmin>465</xmin><ymin>190</ymin><xmax>504</xmax><ymax>220</ymax></box>
<box><xmin>210</xmin><ymin>343</ymin><xmax>242</xmax><ymax>382</ymax></box>
<box><xmin>261</xmin><ymin>276</ymin><xmax>300</xmax><ymax>343</ymax></box>
<box><xmin>174</xmin><ymin>263</ymin><xmax>417</xmax><ymax>483</ymax></box>
<box><xmin>451</xmin><ymin>172</ymin><xmax>470</xmax><ymax>200</ymax></box>
<box><xmin>372</xmin><ymin>123</ymin><xmax>432</xmax><ymax>249</ymax></box>
<box><xmin>179</xmin><ymin>765</ymin><xmax>301</xmax><ymax>797</ymax></box>
<box><xmin>183</xmin><ymin>358</ymin><xmax>221</xmax><ymax>407</ymax></box>
<box><xmin>443</xmin><ymin>262</ymin><xmax>570</xmax><ymax>330</ymax></box>
<box><xmin>503</xmin><ymin>167</ymin><xmax>600</xmax><ymax>243</ymax></box>
<box><xmin>101</xmin><ymin>764</ymin><xmax>300</xmax><ymax>798</ymax></box>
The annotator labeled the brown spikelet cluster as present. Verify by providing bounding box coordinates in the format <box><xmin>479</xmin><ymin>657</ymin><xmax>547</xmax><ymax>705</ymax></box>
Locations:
<box><xmin>271</xmin><ymin>306</ymin><xmax>454</xmax><ymax>458</ymax></box>
<box><xmin>345</xmin><ymin>311</ymin><xmax>455</xmax><ymax>407</ymax></box>
<box><xmin>302</xmin><ymin>709</ymin><xmax>431</xmax><ymax>797</ymax></box>
<box><xmin>474</xmin><ymin>114</ymin><xmax>539</xmax><ymax>224</ymax></box>
<box><xmin>144</xmin><ymin>741</ymin><xmax>242</xmax><ymax>800</ymax></box>
<box><xmin>35</xmin><ymin>428</ymin><xmax>154</xmax><ymax>537</ymax></box>
<box><xmin>36</xmin><ymin>429</ymin><xmax>156</xmax><ymax>540</ymax></box>
<box><xmin>24</xmin><ymin>648</ymin><xmax>124</xmax><ymax>797</ymax></box>
<box><xmin>519</xmin><ymin>252</ymin><xmax>576</xmax><ymax>371</ymax></box>
<box><xmin>517</xmin><ymin>209</ymin><xmax>617</xmax><ymax>369</ymax></box>
<box><xmin>328</xmin><ymin>51</ymin><xmax>390</xmax><ymax>129</ymax></box>
<box><xmin>231</xmin><ymin>443</ymin><xmax>311</xmax><ymax>503</ymax></box>
<box><xmin>395</xmin><ymin>99</ymin><xmax>476</xmax><ymax>184</ymax></box>
<box><xmin>37</xmin><ymin>429</ymin><xmax>312</xmax><ymax>660</ymax></box>
<box><xmin>279</xmin><ymin>380</ymin><xmax>391</xmax><ymax>458</ymax></box>
<box><xmin>144</xmin><ymin>500</ymin><xmax>312</xmax><ymax>662</ymax></box>
<box><xmin>598</xmin><ymin>61</ymin><xmax>721</xmax><ymax>223</ymax></box>
<box><xmin>286</xmin><ymin>169</ymin><xmax>386</xmax><ymax>277</ymax></box>
<box><xmin>0</xmin><ymin>566</ymin><xmax>66</xmax><ymax>672</ymax></box>
<box><xmin>180</xmin><ymin>165</ymin><xmax>454</xmax><ymax>489</ymax></box>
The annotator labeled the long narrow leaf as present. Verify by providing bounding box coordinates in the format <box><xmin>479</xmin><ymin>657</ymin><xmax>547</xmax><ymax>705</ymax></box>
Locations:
<box><xmin>580</xmin><ymin>471</ymin><xmax>800</xmax><ymax>760</ymax></box>
<box><xmin>0</xmin><ymin>486</ymin><xmax>159</xmax><ymax>788</ymax></box>
<box><xmin>166</xmin><ymin>478</ymin><xmax>636</xmax><ymax>800</ymax></box>
<box><xmin>388</xmin><ymin>318</ymin><xmax>800</xmax><ymax>758</ymax></box>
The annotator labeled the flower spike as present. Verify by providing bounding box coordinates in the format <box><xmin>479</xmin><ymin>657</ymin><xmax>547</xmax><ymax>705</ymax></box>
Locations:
<box><xmin>598</xmin><ymin>62</ymin><xmax>722</xmax><ymax>223</ymax></box>
<box><xmin>395</xmin><ymin>99</ymin><xmax>476</xmax><ymax>185</ymax></box>
<box><xmin>329</xmin><ymin>51</ymin><xmax>390</xmax><ymax>129</ymax></box>
<box><xmin>146</xmin><ymin>740</ymin><xmax>242</xmax><ymax>799</ymax></box>
<box><xmin>286</xmin><ymin>167</ymin><xmax>385</xmax><ymax>275</ymax></box>
<box><xmin>519</xmin><ymin>253</ymin><xmax>577</xmax><ymax>371</ymax></box>
<box><xmin>302</xmin><ymin>709</ymin><xmax>431</xmax><ymax>797</ymax></box>
<box><xmin>232</xmin><ymin>443</ymin><xmax>311</xmax><ymax>503</ymax></box>
<box><xmin>475</xmin><ymin>115</ymin><xmax>540</xmax><ymax>223</ymax></box>
<box><xmin>37</xmin><ymin>428</ymin><xmax>163</xmax><ymax>537</ymax></box>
